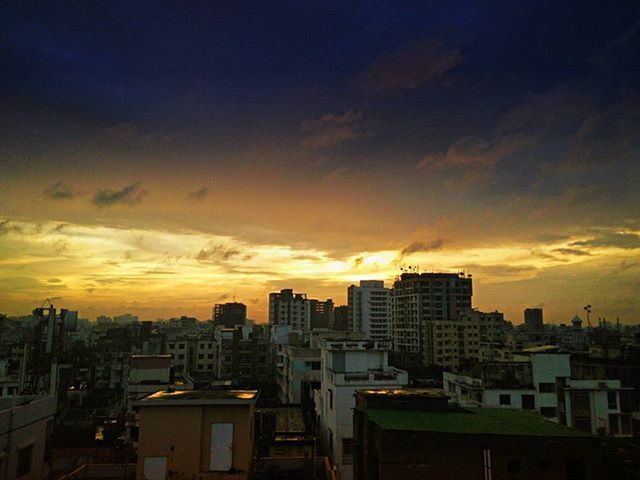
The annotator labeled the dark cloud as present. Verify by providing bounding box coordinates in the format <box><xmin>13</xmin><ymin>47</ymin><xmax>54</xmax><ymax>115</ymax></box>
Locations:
<box><xmin>553</xmin><ymin>248</ymin><xmax>592</xmax><ymax>256</ymax></box>
<box><xmin>401</xmin><ymin>239</ymin><xmax>444</xmax><ymax>256</ymax></box>
<box><xmin>354</xmin><ymin>39</ymin><xmax>462</xmax><ymax>96</ymax></box>
<box><xmin>44</xmin><ymin>180</ymin><xmax>77</xmax><ymax>200</ymax></box>
<box><xmin>188</xmin><ymin>187</ymin><xmax>209</xmax><ymax>201</ymax></box>
<box><xmin>464</xmin><ymin>264</ymin><xmax>537</xmax><ymax>276</ymax></box>
<box><xmin>570</xmin><ymin>232</ymin><xmax>640</xmax><ymax>249</ymax></box>
<box><xmin>92</xmin><ymin>182</ymin><xmax>147</xmax><ymax>207</ymax></box>
<box><xmin>47</xmin><ymin>278</ymin><xmax>62</xmax><ymax>283</ymax></box>
<box><xmin>196</xmin><ymin>244</ymin><xmax>242</xmax><ymax>262</ymax></box>
<box><xmin>300</xmin><ymin>110</ymin><xmax>365</xmax><ymax>149</ymax></box>
<box><xmin>0</xmin><ymin>220</ymin><xmax>23</xmax><ymax>235</ymax></box>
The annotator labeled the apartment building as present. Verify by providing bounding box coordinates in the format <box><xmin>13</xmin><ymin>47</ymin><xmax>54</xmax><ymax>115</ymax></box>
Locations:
<box><xmin>348</xmin><ymin>280</ymin><xmax>392</xmax><ymax>340</ymax></box>
<box><xmin>392</xmin><ymin>272</ymin><xmax>472</xmax><ymax>367</ymax></box>
<box><xmin>213</xmin><ymin>303</ymin><xmax>247</xmax><ymax>328</ymax></box>
<box><xmin>315</xmin><ymin>339</ymin><xmax>408</xmax><ymax>480</ymax></box>
<box><xmin>269</xmin><ymin>289</ymin><xmax>311</xmax><ymax>332</ymax></box>
<box><xmin>164</xmin><ymin>333</ymin><xmax>216</xmax><ymax>376</ymax></box>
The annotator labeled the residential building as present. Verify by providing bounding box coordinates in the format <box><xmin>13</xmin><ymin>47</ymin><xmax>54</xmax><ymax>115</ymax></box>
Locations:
<box><xmin>0</xmin><ymin>395</ymin><xmax>56</xmax><ymax>480</ymax></box>
<box><xmin>214</xmin><ymin>325</ymin><xmax>273</xmax><ymax>391</ymax></box>
<box><xmin>353</xmin><ymin>388</ymin><xmax>606</xmax><ymax>480</ymax></box>
<box><xmin>315</xmin><ymin>339</ymin><xmax>408</xmax><ymax>480</ymax></box>
<box><xmin>524</xmin><ymin>308</ymin><xmax>544</xmax><ymax>331</ymax></box>
<box><xmin>348</xmin><ymin>280</ymin><xmax>391</xmax><ymax>340</ymax></box>
<box><xmin>269</xmin><ymin>289</ymin><xmax>311</xmax><ymax>332</ymax></box>
<box><xmin>310</xmin><ymin>299</ymin><xmax>334</xmax><ymax>330</ymax></box>
<box><xmin>333</xmin><ymin>306</ymin><xmax>349</xmax><ymax>331</ymax></box>
<box><xmin>125</xmin><ymin>355</ymin><xmax>193</xmax><ymax>446</ymax></box>
<box><xmin>391</xmin><ymin>272</ymin><xmax>472</xmax><ymax>367</ymax></box>
<box><xmin>134</xmin><ymin>390</ymin><xmax>259</xmax><ymax>480</ymax></box>
<box><xmin>424</xmin><ymin>309</ymin><xmax>506</xmax><ymax>369</ymax></box>
<box><xmin>164</xmin><ymin>333</ymin><xmax>216</xmax><ymax>377</ymax></box>
<box><xmin>213</xmin><ymin>303</ymin><xmax>247</xmax><ymax>328</ymax></box>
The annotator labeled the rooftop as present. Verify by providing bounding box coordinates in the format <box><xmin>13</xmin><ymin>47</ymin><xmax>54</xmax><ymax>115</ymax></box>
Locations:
<box><xmin>134</xmin><ymin>389</ymin><xmax>258</xmax><ymax>407</ymax></box>
<box><xmin>358</xmin><ymin>388</ymin><xmax>447</xmax><ymax>399</ymax></box>
<box><xmin>362</xmin><ymin>407</ymin><xmax>591</xmax><ymax>438</ymax></box>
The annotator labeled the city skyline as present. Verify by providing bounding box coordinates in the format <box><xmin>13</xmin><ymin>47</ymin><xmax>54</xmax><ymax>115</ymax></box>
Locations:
<box><xmin>2</xmin><ymin>2</ymin><xmax>640</xmax><ymax>322</ymax></box>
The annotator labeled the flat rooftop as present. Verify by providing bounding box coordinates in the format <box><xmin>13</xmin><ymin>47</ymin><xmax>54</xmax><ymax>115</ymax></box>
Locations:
<box><xmin>358</xmin><ymin>388</ymin><xmax>447</xmax><ymax>399</ymax></box>
<box><xmin>362</xmin><ymin>407</ymin><xmax>592</xmax><ymax>438</ymax></box>
<box><xmin>135</xmin><ymin>389</ymin><xmax>258</xmax><ymax>407</ymax></box>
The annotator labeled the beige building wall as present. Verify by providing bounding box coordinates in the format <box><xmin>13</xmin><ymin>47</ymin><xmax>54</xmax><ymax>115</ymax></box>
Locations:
<box><xmin>136</xmin><ymin>404</ymin><xmax>255</xmax><ymax>480</ymax></box>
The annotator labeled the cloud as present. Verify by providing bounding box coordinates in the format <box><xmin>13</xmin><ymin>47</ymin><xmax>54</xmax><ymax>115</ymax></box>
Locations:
<box><xmin>0</xmin><ymin>220</ymin><xmax>23</xmax><ymax>235</ymax></box>
<box><xmin>417</xmin><ymin>134</ymin><xmax>532</xmax><ymax>181</ymax></box>
<box><xmin>400</xmin><ymin>239</ymin><xmax>444</xmax><ymax>256</ymax></box>
<box><xmin>92</xmin><ymin>182</ymin><xmax>147</xmax><ymax>207</ymax></box>
<box><xmin>613</xmin><ymin>260</ymin><xmax>639</xmax><ymax>274</ymax></box>
<box><xmin>552</xmin><ymin>248</ymin><xmax>592</xmax><ymax>256</ymax></box>
<box><xmin>196</xmin><ymin>244</ymin><xmax>242</xmax><ymax>263</ymax></box>
<box><xmin>300</xmin><ymin>110</ymin><xmax>365</xmax><ymax>148</ymax></box>
<box><xmin>188</xmin><ymin>187</ymin><xmax>209</xmax><ymax>201</ymax></box>
<box><xmin>570</xmin><ymin>232</ymin><xmax>640</xmax><ymax>249</ymax></box>
<box><xmin>354</xmin><ymin>39</ymin><xmax>462</xmax><ymax>96</ymax></box>
<box><xmin>44</xmin><ymin>180</ymin><xmax>77</xmax><ymax>200</ymax></box>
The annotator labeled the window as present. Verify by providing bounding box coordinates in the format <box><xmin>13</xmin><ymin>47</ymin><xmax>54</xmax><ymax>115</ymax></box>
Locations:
<box><xmin>573</xmin><ymin>416</ymin><xmax>591</xmax><ymax>432</ymax></box>
<box><xmin>540</xmin><ymin>407</ymin><xmax>557</xmax><ymax>418</ymax></box>
<box><xmin>311</xmin><ymin>361</ymin><xmax>321</xmax><ymax>370</ymax></box>
<box><xmin>538</xmin><ymin>382</ymin><xmax>555</xmax><ymax>393</ymax></box>
<box><xmin>342</xmin><ymin>438</ymin><xmax>354</xmax><ymax>464</ymax></box>
<box><xmin>608</xmin><ymin>414</ymin><xmax>619</xmax><ymax>434</ymax></box>
<box><xmin>522</xmin><ymin>394</ymin><xmax>535</xmax><ymax>410</ymax></box>
<box><xmin>607</xmin><ymin>391</ymin><xmax>617</xmax><ymax>409</ymax></box>
<box><xmin>17</xmin><ymin>444</ymin><xmax>33</xmax><ymax>478</ymax></box>
<box><xmin>499</xmin><ymin>394</ymin><xmax>511</xmax><ymax>406</ymax></box>
<box><xmin>506</xmin><ymin>460</ymin><xmax>521</xmax><ymax>475</ymax></box>
<box><xmin>198</xmin><ymin>353</ymin><xmax>204</xmax><ymax>359</ymax></box>
<box><xmin>328</xmin><ymin>389</ymin><xmax>333</xmax><ymax>410</ymax></box>
<box><xmin>328</xmin><ymin>429</ymin><xmax>333</xmax><ymax>451</ymax></box>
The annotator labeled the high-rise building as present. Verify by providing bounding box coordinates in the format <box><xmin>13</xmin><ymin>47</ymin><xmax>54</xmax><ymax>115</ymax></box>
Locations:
<box><xmin>348</xmin><ymin>280</ymin><xmax>392</xmax><ymax>340</ymax></box>
<box><xmin>524</xmin><ymin>308</ymin><xmax>544</xmax><ymax>330</ymax></box>
<box><xmin>392</xmin><ymin>272</ymin><xmax>472</xmax><ymax>367</ymax></box>
<box><xmin>213</xmin><ymin>302</ymin><xmax>247</xmax><ymax>328</ymax></box>
<box><xmin>310</xmin><ymin>298</ymin><xmax>334</xmax><ymax>330</ymax></box>
<box><xmin>268</xmin><ymin>289</ymin><xmax>311</xmax><ymax>331</ymax></box>
<box><xmin>333</xmin><ymin>305</ymin><xmax>349</xmax><ymax>330</ymax></box>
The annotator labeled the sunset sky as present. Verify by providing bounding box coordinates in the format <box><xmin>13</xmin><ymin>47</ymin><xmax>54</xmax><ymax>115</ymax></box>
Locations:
<box><xmin>1</xmin><ymin>1</ymin><xmax>639</xmax><ymax>323</ymax></box>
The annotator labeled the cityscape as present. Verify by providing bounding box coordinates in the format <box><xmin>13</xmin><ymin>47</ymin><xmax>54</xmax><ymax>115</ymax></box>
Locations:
<box><xmin>2</xmin><ymin>1</ymin><xmax>640</xmax><ymax>480</ymax></box>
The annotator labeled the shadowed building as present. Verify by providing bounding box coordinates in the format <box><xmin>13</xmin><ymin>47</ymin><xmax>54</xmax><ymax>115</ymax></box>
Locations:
<box><xmin>213</xmin><ymin>303</ymin><xmax>247</xmax><ymax>328</ymax></box>
<box><xmin>134</xmin><ymin>390</ymin><xmax>259</xmax><ymax>480</ymax></box>
<box><xmin>353</xmin><ymin>389</ymin><xmax>606</xmax><ymax>480</ymax></box>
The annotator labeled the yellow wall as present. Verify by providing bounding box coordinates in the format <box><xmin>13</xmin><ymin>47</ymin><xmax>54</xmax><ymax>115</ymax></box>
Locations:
<box><xmin>136</xmin><ymin>403</ymin><xmax>255</xmax><ymax>480</ymax></box>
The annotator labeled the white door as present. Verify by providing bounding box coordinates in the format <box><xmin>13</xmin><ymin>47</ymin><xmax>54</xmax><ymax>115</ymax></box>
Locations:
<box><xmin>210</xmin><ymin>423</ymin><xmax>234</xmax><ymax>471</ymax></box>
<box><xmin>143</xmin><ymin>457</ymin><xmax>167</xmax><ymax>480</ymax></box>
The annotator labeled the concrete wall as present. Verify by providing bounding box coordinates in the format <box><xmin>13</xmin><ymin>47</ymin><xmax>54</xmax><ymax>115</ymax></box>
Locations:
<box><xmin>136</xmin><ymin>403</ymin><xmax>255</xmax><ymax>480</ymax></box>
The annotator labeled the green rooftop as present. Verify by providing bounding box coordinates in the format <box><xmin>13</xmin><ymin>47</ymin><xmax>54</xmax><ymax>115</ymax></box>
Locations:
<box><xmin>363</xmin><ymin>407</ymin><xmax>592</xmax><ymax>438</ymax></box>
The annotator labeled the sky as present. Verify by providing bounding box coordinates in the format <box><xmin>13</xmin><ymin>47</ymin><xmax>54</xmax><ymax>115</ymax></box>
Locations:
<box><xmin>1</xmin><ymin>1</ymin><xmax>639</xmax><ymax>323</ymax></box>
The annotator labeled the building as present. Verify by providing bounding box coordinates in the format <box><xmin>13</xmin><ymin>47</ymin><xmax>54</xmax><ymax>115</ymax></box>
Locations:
<box><xmin>0</xmin><ymin>395</ymin><xmax>56</xmax><ymax>480</ymax></box>
<box><xmin>134</xmin><ymin>390</ymin><xmax>259</xmax><ymax>480</ymax></box>
<box><xmin>310</xmin><ymin>299</ymin><xmax>334</xmax><ymax>330</ymax></box>
<box><xmin>524</xmin><ymin>308</ymin><xmax>544</xmax><ymax>331</ymax></box>
<box><xmin>315</xmin><ymin>339</ymin><xmax>408</xmax><ymax>480</ymax></box>
<box><xmin>353</xmin><ymin>388</ymin><xmax>606</xmax><ymax>480</ymax></box>
<box><xmin>348</xmin><ymin>281</ymin><xmax>391</xmax><ymax>340</ymax></box>
<box><xmin>392</xmin><ymin>272</ymin><xmax>472</xmax><ymax>367</ymax></box>
<box><xmin>214</xmin><ymin>325</ymin><xmax>273</xmax><ymax>391</ymax></box>
<box><xmin>333</xmin><ymin>306</ymin><xmax>349</xmax><ymax>331</ymax></box>
<box><xmin>269</xmin><ymin>289</ymin><xmax>311</xmax><ymax>332</ymax></box>
<box><xmin>164</xmin><ymin>333</ymin><xmax>216</xmax><ymax>377</ymax></box>
<box><xmin>443</xmin><ymin>347</ymin><xmax>634</xmax><ymax>437</ymax></box>
<box><xmin>125</xmin><ymin>355</ymin><xmax>193</xmax><ymax>446</ymax></box>
<box><xmin>167</xmin><ymin>316</ymin><xmax>198</xmax><ymax>331</ymax></box>
<box><xmin>424</xmin><ymin>309</ymin><xmax>506</xmax><ymax>369</ymax></box>
<box><xmin>213</xmin><ymin>303</ymin><xmax>247</xmax><ymax>328</ymax></box>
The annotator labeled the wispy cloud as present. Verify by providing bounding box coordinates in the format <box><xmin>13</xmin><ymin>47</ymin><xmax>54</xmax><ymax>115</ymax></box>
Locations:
<box><xmin>400</xmin><ymin>239</ymin><xmax>444</xmax><ymax>256</ymax></box>
<box><xmin>354</xmin><ymin>39</ymin><xmax>462</xmax><ymax>96</ymax></box>
<box><xmin>570</xmin><ymin>232</ymin><xmax>640</xmax><ymax>249</ymax></box>
<box><xmin>44</xmin><ymin>180</ymin><xmax>77</xmax><ymax>200</ymax></box>
<box><xmin>92</xmin><ymin>182</ymin><xmax>147</xmax><ymax>207</ymax></box>
<box><xmin>188</xmin><ymin>187</ymin><xmax>209</xmax><ymax>201</ymax></box>
<box><xmin>196</xmin><ymin>244</ymin><xmax>242</xmax><ymax>263</ymax></box>
<box><xmin>300</xmin><ymin>110</ymin><xmax>365</xmax><ymax>149</ymax></box>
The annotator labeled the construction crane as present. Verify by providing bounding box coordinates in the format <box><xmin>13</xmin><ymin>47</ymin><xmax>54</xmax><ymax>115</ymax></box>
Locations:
<box><xmin>583</xmin><ymin>304</ymin><xmax>592</xmax><ymax>328</ymax></box>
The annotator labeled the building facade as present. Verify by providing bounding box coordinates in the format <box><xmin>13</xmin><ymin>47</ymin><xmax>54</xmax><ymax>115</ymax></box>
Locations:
<box><xmin>392</xmin><ymin>272</ymin><xmax>472</xmax><ymax>367</ymax></box>
<box><xmin>348</xmin><ymin>280</ymin><xmax>392</xmax><ymax>340</ymax></box>
<box><xmin>269</xmin><ymin>289</ymin><xmax>311</xmax><ymax>332</ymax></box>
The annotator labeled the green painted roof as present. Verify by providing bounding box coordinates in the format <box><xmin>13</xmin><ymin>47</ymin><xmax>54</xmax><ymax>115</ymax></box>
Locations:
<box><xmin>363</xmin><ymin>407</ymin><xmax>592</xmax><ymax>437</ymax></box>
